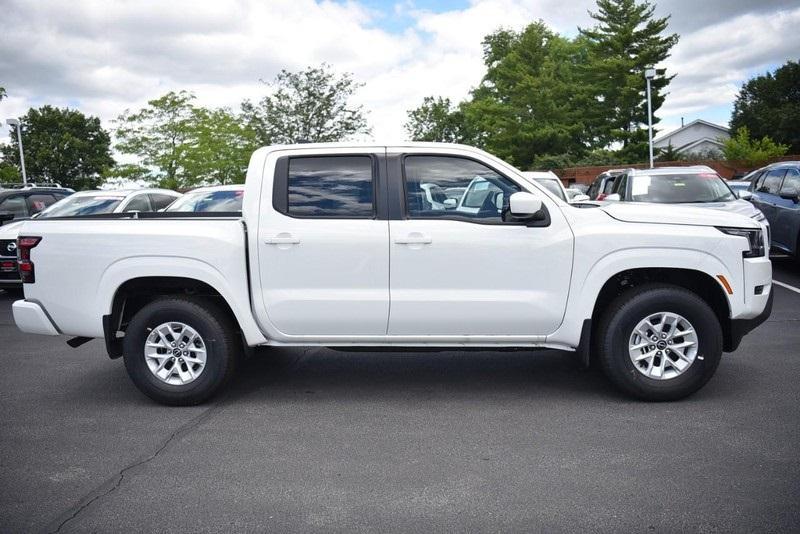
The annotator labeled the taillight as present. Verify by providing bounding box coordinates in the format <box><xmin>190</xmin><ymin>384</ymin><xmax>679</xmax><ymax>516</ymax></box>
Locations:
<box><xmin>17</xmin><ymin>236</ymin><xmax>41</xmax><ymax>283</ymax></box>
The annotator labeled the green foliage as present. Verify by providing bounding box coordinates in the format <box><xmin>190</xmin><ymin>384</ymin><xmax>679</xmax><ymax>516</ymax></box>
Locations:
<box><xmin>656</xmin><ymin>141</ymin><xmax>682</xmax><ymax>161</ymax></box>
<box><xmin>0</xmin><ymin>105</ymin><xmax>114</xmax><ymax>190</ymax></box>
<box><xmin>242</xmin><ymin>64</ymin><xmax>370</xmax><ymax>145</ymax></box>
<box><xmin>731</xmin><ymin>61</ymin><xmax>800</xmax><ymax>153</ymax></box>
<box><xmin>0</xmin><ymin>86</ymin><xmax>6</xmax><ymax>101</ymax></box>
<box><xmin>0</xmin><ymin>161</ymin><xmax>18</xmax><ymax>182</ymax></box>
<box><xmin>115</xmin><ymin>91</ymin><xmax>197</xmax><ymax>188</ymax></box>
<box><xmin>404</xmin><ymin>97</ymin><xmax>472</xmax><ymax>143</ymax></box>
<box><xmin>579</xmin><ymin>0</ymin><xmax>678</xmax><ymax>156</ymax></box>
<box><xmin>405</xmin><ymin>0</ymin><xmax>678</xmax><ymax>168</ymax></box>
<box><xmin>722</xmin><ymin>127</ymin><xmax>789</xmax><ymax>167</ymax></box>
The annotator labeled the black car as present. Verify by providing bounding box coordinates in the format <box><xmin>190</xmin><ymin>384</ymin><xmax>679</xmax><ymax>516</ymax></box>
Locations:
<box><xmin>0</xmin><ymin>185</ymin><xmax>74</xmax><ymax>225</ymax></box>
<box><xmin>586</xmin><ymin>169</ymin><xmax>624</xmax><ymax>200</ymax></box>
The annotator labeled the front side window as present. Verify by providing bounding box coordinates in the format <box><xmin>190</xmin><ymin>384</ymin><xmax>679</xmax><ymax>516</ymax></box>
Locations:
<box><xmin>780</xmin><ymin>168</ymin><xmax>800</xmax><ymax>195</ymax></box>
<box><xmin>404</xmin><ymin>156</ymin><xmax>522</xmax><ymax>223</ymax></box>
<box><xmin>122</xmin><ymin>195</ymin><xmax>152</xmax><ymax>212</ymax></box>
<box><xmin>27</xmin><ymin>194</ymin><xmax>57</xmax><ymax>214</ymax></box>
<box><xmin>759</xmin><ymin>169</ymin><xmax>786</xmax><ymax>195</ymax></box>
<box><xmin>287</xmin><ymin>156</ymin><xmax>374</xmax><ymax>218</ymax></box>
<box><xmin>629</xmin><ymin>172</ymin><xmax>735</xmax><ymax>203</ymax></box>
<box><xmin>149</xmin><ymin>193</ymin><xmax>180</xmax><ymax>211</ymax></box>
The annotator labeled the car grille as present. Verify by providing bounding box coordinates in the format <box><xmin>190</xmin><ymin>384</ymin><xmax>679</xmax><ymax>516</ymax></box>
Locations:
<box><xmin>0</xmin><ymin>239</ymin><xmax>17</xmax><ymax>259</ymax></box>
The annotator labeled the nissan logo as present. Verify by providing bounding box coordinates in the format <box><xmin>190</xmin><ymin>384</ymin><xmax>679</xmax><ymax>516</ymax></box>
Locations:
<box><xmin>6</xmin><ymin>242</ymin><xmax>16</xmax><ymax>254</ymax></box>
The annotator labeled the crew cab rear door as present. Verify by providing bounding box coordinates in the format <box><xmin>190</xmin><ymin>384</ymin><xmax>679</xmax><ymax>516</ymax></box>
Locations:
<box><xmin>387</xmin><ymin>150</ymin><xmax>574</xmax><ymax>337</ymax></box>
<box><xmin>256</xmin><ymin>148</ymin><xmax>390</xmax><ymax>336</ymax></box>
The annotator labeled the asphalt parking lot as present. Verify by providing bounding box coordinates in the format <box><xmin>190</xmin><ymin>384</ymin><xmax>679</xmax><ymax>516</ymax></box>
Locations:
<box><xmin>1</xmin><ymin>259</ymin><xmax>799</xmax><ymax>533</ymax></box>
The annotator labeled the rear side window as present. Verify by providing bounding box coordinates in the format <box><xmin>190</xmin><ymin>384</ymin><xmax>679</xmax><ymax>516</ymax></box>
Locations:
<box><xmin>759</xmin><ymin>169</ymin><xmax>785</xmax><ymax>194</ymax></box>
<box><xmin>0</xmin><ymin>195</ymin><xmax>28</xmax><ymax>217</ymax></box>
<box><xmin>286</xmin><ymin>156</ymin><xmax>374</xmax><ymax>218</ymax></box>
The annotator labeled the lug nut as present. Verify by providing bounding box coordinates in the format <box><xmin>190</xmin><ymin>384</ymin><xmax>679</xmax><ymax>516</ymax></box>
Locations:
<box><xmin>657</xmin><ymin>351</ymin><xmax>662</xmax><ymax>356</ymax></box>
<box><xmin>661</xmin><ymin>333</ymin><xmax>667</xmax><ymax>339</ymax></box>
<box><xmin>171</xmin><ymin>357</ymin><xmax>176</xmax><ymax>361</ymax></box>
<box><xmin>171</xmin><ymin>342</ymin><xmax>176</xmax><ymax>347</ymax></box>
<box><xmin>649</xmin><ymin>345</ymin><xmax>655</xmax><ymax>350</ymax></box>
<box><xmin>183</xmin><ymin>351</ymin><xmax>188</xmax><ymax>356</ymax></box>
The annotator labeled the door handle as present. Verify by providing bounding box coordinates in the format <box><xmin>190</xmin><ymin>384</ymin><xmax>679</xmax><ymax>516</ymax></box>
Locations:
<box><xmin>394</xmin><ymin>233</ymin><xmax>432</xmax><ymax>245</ymax></box>
<box><xmin>264</xmin><ymin>233</ymin><xmax>300</xmax><ymax>245</ymax></box>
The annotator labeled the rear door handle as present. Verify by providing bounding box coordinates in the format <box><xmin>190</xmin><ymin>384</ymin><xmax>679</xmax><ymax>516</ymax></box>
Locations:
<box><xmin>264</xmin><ymin>233</ymin><xmax>300</xmax><ymax>245</ymax></box>
<box><xmin>394</xmin><ymin>233</ymin><xmax>432</xmax><ymax>245</ymax></box>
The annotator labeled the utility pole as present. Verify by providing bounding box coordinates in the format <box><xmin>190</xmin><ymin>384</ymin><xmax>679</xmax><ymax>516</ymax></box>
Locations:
<box><xmin>644</xmin><ymin>68</ymin><xmax>655</xmax><ymax>169</ymax></box>
<box><xmin>5</xmin><ymin>118</ymin><xmax>28</xmax><ymax>184</ymax></box>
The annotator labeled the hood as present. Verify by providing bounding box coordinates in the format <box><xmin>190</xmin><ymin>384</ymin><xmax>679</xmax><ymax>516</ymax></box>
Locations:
<box><xmin>681</xmin><ymin>199</ymin><xmax>761</xmax><ymax>218</ymax></box>
<box><xmin>0</xmin><ymin>220</ymin><xmax>25</xmax><ymax>238</ymax></box>
<box><xmin>599</xmin><ymin>201</ymin><xmax>760</xmax><ymax>228</ymax></box>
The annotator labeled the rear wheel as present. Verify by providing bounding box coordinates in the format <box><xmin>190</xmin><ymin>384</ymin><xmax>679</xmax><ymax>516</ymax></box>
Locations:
<box><xmin>596</xmin><ymin>284</ymin><xmax>723</xmax><ymax>401</ymax></box>
<box><xmin>123</xmin><ymin>297</ymin><xmax>239</xmax><ymax>405</ymax></box>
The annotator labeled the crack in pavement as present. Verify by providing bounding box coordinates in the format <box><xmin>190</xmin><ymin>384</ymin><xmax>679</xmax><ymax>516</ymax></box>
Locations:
<box><xmin>43</xmin><ymin>348</ymin><xmax>310</xmax><ymax>534</ymax></box>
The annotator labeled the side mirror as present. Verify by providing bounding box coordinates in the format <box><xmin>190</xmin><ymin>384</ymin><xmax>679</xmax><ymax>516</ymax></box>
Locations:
<box><xmin>443</xmin><ymin>198</ymin><xmax>457</xmax><ymax>209</ymax></box>
<box><xmin>604</xmin><ymin>193</ymin><xmax>621</xmax><ymax>201</ymax></box>
<box><xmin>0</xmin><ymin>212</ymin><xmax>14</xmax><ymax>226</ymax></box>
<box><xmin>509</xmin><ymin>192</ymin><xmax>543</xmax><ymax>218</ymax></box>
<box><xmin>570</xmin><ymin>194</ymin><xmax>590</xmax><ymax>203</ymax></box>
<box><xmin>779</xmin><ymin>188</ymin><xmax>800</xmax><ymax>202</ymax></box>
<box><xmin>737</xmin><ymin>190</ymin><xmax>753</xmax><ymax>200</ymax></box>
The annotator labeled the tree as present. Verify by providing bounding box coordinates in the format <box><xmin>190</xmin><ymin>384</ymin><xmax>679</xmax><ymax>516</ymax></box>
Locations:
<box><xmin>183</xmin><ymin>107</ymin><xmax>258</xmax><ymax>185</ymax></box>
<box><xmin>115</xmin><ymin>91</ymin><xmax>197</xmax><ymax>189</ymax></box>
<box><xmin>0</xmin><ymin>105</ymin><xmax>114</xmax><ymax>189</ymax></box>
<box><xmin>722</xmin><ymin>127</ymin><xmax>788</xmax><ymax>167</ymax></box>
<box><xmin>579</xmin><ymin>0</ymin><xmax>679</xmax><ymax>160</ymax></box>
<box><xmin>404</xmin><ymin>96</ymin><xmax>472</xmax><ymax>143</ymax></box>
<box><xmin>656</xmin><ymin>141</ymin><xmax>681</xmax><ymax>161</ymax></box>
<box><xmin>242</xmin><ymin>64</ymin><xmax>370</xmax><ymax>145</ymax></box>
<box><xmin>731</xmin><ymin>61</ymin><xmax>800</xmax><ymax>153</ymax></box>
<box><xmin>0</xmin><ymin>87</ymin><xmax>6</xmax><ymax>101</ymax></box>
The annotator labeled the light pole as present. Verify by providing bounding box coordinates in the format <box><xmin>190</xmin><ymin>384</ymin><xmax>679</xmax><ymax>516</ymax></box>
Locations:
<box><xmin>644</xmin><ymin>68</ymin><xmax>655</xmax><ymax>169</ymax></box>
<box><xmin>5</xmin><ymin>118</ymin><xmax>28</xmax><ymax>184</ymax></box>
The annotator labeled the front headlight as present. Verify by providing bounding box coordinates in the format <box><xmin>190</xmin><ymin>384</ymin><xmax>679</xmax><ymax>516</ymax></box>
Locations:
<box><xmin>717</xmin><ymin>226</ymin><xmax>765</xmax><ymax>258</ymax></box>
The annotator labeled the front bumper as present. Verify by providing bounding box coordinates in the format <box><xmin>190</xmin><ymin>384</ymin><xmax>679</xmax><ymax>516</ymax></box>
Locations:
<box><xmin>725</xmin><ymin>283</ymin><xmax>773</xmax><ymax>353</ymax></box>
<box><xmin>12</xmin><ymin>300</ymin><xmax>60</xmax><ymax>336</ymax></box>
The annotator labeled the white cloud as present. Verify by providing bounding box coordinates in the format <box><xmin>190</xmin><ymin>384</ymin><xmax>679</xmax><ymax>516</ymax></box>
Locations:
<box><xmin>0</xmin><ymin>0</ymin><xmax>798</xmax><ymax>152</ymax></box>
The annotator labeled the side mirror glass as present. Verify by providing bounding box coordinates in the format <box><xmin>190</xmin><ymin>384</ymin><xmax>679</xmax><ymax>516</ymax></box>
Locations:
<box><xmin>737</xmin><ymin>190</ymin><xmax>753</xmax><ymax>200</ymax></box>
<box><xmin>0</xmin><ymin>212</ymin><xmax>14</xmax><ymax>226</ymax></box>
<box><xmin>509</xmin><ymin>192</ymin><xmax>543</xmax><ymax>218</ymax></box>
<box><xmin>604</xmin><ymin>193</ymin><xmax>621</xmax><ymax>201</ymax></box>
<box><xmin>443</xmin><ymin>198</ymin><xmax>457</xmax><ymax>209</ymax></box>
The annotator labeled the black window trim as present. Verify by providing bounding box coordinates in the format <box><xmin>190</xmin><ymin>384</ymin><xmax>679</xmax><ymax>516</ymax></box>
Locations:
<box><xmin>395</xmin><ymin>152</ymin><xmax>550</xmax><ymax>227</ymax></box>
<box><xmin>272</xmin><ymin>153</ymin><xmax>387</xmax><ymax>220</ymax></box>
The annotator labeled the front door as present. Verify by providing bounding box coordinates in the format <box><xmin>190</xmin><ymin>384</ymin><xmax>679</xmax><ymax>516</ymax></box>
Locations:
<box><xmin>387</xmin><ymin>154</ymin><xmax>573</xmax><ymax>337</ymax></box>
<box><xmin>257</xmin><ymin>153</ymin><xmax>389</xmax><ymax>336</ymax></box>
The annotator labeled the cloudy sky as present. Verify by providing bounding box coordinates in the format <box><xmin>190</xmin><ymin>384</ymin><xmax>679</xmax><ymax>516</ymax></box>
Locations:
<box><xmin>0</xmin><ymin>0</ymin><xmax>798</xmax><ymax>147</ymax></box>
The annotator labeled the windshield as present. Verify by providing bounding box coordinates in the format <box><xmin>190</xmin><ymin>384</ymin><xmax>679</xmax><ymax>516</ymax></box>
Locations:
<box><xmin>629</xmin><ymin>173</ymin><xmax>735</xmax><ymax>203</ymax></box>
<box><xmin>166</xmin><ymin>189</ymin><xmax>243</xmax><ymax>212</ymax></box>
<box><xmin>536</xmin><ymin>179</ymin><xmax>567</xmax><ymax>201</ymax></box>
<box><xmin>39</xmin><ymin>194</ymin><xmax>123</xmax><ymax>217</ymax></box>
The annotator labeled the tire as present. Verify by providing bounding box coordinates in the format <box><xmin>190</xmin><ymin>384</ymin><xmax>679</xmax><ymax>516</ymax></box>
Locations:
<box><xmin>596</xmin><ymin>283</ymin><xmax>723</xmax><ymax>401</ymax></box>
<box><xmin>123</xmin><ymin>297</ymin><xmax>240</xmax><ymax>406</ymax></box>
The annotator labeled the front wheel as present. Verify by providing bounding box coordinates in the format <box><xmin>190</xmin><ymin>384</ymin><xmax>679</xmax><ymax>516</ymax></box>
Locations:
<box><xmin>123</xmin><ymin>297</ymin><xmax>240</xmax><ymax>405</ymax></box>
<box><xmin>596</xmin><ymin>284</ymin><xmax>723</xmax><ymax>401</ymax></box>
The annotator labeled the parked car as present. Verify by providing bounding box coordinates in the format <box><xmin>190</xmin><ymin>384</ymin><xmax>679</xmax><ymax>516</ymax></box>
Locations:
<box><xmin>604</xmin><ymin>166</ymin><xmax>769</xmax><ymax>236</ymax></box>
<box><xmin>586</xmin><ymin>169</ymin><xmax>624</xmax><ymax>200</ymax></box>
<box><xmin>747</xmin><ymin>161</ymin><xmax>800</xmax><ymax>261</ymax></box>
<box><xmin>13</xmin><ymin>143</ymin><xmax>771</xmax><ymax>405</ymax></box>
<box><xmin>565</xmin><ymin>188</ymin><xmax>590</xmax><ymax>202</ymax></box>
<box><xmin>727</xmin><ymin>169</ymin><xmax>761</xmax><ymax>195</ymax></box>
<box><xmin>37</xmin><ymin>188</ymin><xmax>181</xmax><ymax>218</ymax></box>
<box><xmin>0</xmin><ymin>185</ymin><xmax>74</xmax><ymax>226</ymax></box>
<box><xmin>0</xmin><ymin>186</ymin><xmax>74</xmax><ymax>290</ymax></box>
<box><xmin>1</xmin><ymin>189</ymin><xmax>180</xmax><ymax>290</ymax></box>
<box><xmin>164</xmin><ymin>184</ymin><xmax>244</xmax><ymax>213</ymax></box>
<box><xmin>521</xmin><ymin>171</ymin><xmax>589</xmax><ymax>203</ymax></box>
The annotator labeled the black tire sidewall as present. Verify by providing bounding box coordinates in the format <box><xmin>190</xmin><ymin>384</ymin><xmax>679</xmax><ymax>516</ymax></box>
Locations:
<box><xmin>123</xmin><ymin>299</ymin><xmax>233</xmax><ymax>405</ymax></box>
<box><xmin>601</xmin><ymin>286</ymin><xmax>722</xmax><ymax>400</ymax></box>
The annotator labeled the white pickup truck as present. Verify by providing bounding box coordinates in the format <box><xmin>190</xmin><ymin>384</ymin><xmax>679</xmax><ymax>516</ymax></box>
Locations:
<box><xmin>12</xmin><ymin>143</ymin><xmax>772</xmax><ymax>405</ymax></box>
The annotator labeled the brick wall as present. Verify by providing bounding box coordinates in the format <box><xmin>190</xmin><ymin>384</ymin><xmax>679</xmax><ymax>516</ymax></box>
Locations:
<box><xmin>553</xmin><ymin>155</ymin><xmax>800</xmax><ymax>186</ymax></box>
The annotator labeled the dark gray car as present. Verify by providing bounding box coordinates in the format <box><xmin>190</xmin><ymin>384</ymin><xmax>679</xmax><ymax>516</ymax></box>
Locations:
<box><xmin>747</xmin><ymin>161</ymin><xmax>800</xmax><ymax>261</ymax></box>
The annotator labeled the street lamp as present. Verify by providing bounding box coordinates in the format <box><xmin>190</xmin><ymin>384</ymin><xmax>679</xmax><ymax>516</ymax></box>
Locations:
<box><xmin>644</xmin><ymin>68</ymin><xmax>656</xmax><ymax>169</ymax></box>
<box><xmin>5</xmin><ymin>118</ymin><xmax>28</xmax><ymax>185</ymax></box>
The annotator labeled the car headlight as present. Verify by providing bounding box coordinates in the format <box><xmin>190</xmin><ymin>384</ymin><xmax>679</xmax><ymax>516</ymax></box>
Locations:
<box><xmin>717</xmin><ymin>226</ymin><xmax>765</xmax><ymax>258</ymax></box>
<box><xmin>751</xmin><ymin>211</ymin><xmax>766</xmax><ymax>222</ymax></box>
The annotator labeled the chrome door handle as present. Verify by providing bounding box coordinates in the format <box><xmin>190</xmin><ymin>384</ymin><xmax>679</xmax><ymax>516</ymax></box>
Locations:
<box><xmin>394</xmin><ymin>233</ymin><xmax>432</xmax><ymax>245</ymax></box>
<box><xmin>264</xmin><ymin>233</ymin><xmax>300</xmax><ymax>245</ymax></box>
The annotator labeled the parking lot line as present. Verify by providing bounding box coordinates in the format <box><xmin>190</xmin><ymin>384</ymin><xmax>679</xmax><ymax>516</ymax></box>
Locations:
<box><xmin>773</xmin><ymin>280</ymin><xmax>800</xmax><ymax>295</ymax></box>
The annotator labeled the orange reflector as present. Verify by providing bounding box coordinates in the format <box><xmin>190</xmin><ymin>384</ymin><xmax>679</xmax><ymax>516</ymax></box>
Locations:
<box><xmin>717</xmin><ymin>275</ymin><xmax>733</xmax><ymax>295</ymax></box>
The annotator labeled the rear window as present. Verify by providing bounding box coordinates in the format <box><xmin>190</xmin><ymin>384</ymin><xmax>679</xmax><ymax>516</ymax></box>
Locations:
<box><xmin>286</xmin><ymin>156</ymin><xmax>374</xmax><ymax>218</ymax></box>
<box><xmin>629</xmin><ymin>173</ymin><xmax>735</xmax><ymax>203</ymax></box>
